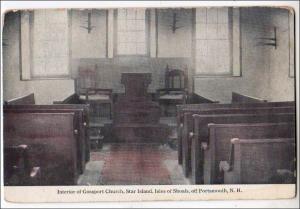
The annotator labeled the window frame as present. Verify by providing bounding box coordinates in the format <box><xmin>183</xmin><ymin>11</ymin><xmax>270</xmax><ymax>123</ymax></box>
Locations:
<box><xmin>21</xmin><ymin>10</ymin><xmax>72</xmax><ymax>80</ymax></box>
<box><xmin>193</xmin><ymin>7</ymin><xmax>241</xmax><ymax>78</ymax></box>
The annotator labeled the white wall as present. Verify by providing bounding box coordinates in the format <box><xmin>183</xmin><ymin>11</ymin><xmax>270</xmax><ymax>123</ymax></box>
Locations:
<box><xmin>157</xmin><ymin>9</ymin><xmax>193</xmax><ymax>58</ymax></box>
<box><xmin>71</xmin><ymin>9</ymin><xmax>107</xmax><ymax>59</ymax></box>
<box><xmin>267</xmin><ymin>8</ymin><xmax>295</xmax><ymax>101</ymax></box>
<box><xmin>3</xmin><ymin>12</ymin><xmax>74</xmax><ymax>104</ymax></box>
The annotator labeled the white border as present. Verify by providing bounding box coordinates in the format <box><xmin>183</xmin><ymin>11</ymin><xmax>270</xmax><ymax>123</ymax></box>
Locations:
<box><xmin>1</xmin><ymin>1</ymin><xmax>299</xmax><ymax>208</ymax></box>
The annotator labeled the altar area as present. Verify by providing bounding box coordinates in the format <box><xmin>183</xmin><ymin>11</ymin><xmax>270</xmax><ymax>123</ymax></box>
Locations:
<box><xmin>112</xmin><ymin>73</ymin><xmax>169</xmax><ymax>143</ymax></box>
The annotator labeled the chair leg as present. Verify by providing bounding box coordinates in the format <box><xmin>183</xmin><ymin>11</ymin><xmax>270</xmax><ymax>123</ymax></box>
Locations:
<box><xmin>110</xmin><ymin>102</ymin><xmax>113</xmax><ymax>119</ymax></box>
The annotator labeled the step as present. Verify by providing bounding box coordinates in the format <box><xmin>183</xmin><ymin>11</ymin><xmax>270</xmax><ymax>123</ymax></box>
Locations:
<box><xmin>90</xmin><ymin>135</ymin><xmax>104</xmax><ymax>141</ymax></box>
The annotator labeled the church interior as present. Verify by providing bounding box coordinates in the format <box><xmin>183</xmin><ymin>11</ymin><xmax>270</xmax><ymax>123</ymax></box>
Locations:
<box><xmin>2</xmin><ymin>7</ymin><xmax>296</xmax><ymax>186</ymax></box>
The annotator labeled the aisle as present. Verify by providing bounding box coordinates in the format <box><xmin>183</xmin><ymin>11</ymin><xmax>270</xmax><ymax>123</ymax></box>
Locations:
<box><xmin>78</xmin><ymin>143</ymin><xmax>189</xmax><ymax>185</ymax></box>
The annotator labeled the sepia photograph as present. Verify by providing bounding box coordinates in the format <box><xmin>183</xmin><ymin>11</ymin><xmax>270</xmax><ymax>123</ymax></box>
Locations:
<box><xmin>0</xmin><ymin>0</ymin><xmax>299</xmax><ymax>207</ymax></box>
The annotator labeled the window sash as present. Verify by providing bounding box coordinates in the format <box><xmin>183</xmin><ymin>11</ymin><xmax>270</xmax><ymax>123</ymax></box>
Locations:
<box><xmin>31</xmin><ymin>10</ymin><xmax>70</xmax><ymax>79</ymax></box>
<box><xmin>117</xmin><ymin>9</ymin><xmax>146</xmax><ymax>55</ymax></box>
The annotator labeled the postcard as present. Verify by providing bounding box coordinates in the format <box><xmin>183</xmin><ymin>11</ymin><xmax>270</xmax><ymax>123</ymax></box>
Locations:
<box><xmin>1</xmin><ymin>1</ymin><xmax>299</xmax><ymax>208</ymax></box>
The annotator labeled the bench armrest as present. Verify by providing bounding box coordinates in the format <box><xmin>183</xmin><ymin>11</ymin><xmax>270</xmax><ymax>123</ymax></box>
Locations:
<box><xmin>30</xmin><ymin>167</ymin><xmax>41</xmax><ymax>178</ymax></box>
<box><xmin>219</xmin><ymin>161</ymin><xmax>231</xmax><ymax>172</ymax></box>
<box><xmin>201</xmin><ymin>142</ymin><xmax>208</xmax><ymax>151</ymax></box>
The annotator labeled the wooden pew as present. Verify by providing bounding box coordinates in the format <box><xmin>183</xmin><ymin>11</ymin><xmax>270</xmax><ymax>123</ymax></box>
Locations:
<box><xmin>4</xmin><ymin>93</ymin><xmax>35</xmax><ymax>105</ymax></box>
<box><xmin>181</xmin><ymin>106</ymin><xmax>295</xmax><ymax>176</ymax></box>
<box><xmin>232</xmin><ymin>92</ymin><xmax>267</xmax><ymax>103</ymax></box>
<box><xmin>4</xmin><ymin>145</ymin><xmax>41</xmax><ymax>186</ymax></box>
<box><xmin>191</xmin><ymin>112</ymin><xmax>295</xmax><ymax>184</ymax></box>
<box><xmin>220</xmin><ymin>138</ymin><xmax>295</xmax><ymax>184</ymax></box>
<box><xmin>4</xmin><ymin>104</ymin><xmax>90</xmax><ymax>173</ymax></box>
<box><xmin>176</xmin><ymin>98</ymin><xmax>218</xmax><ymax>164</ymax></box>
<box><xmin>176</xmin><ymin>101</ymin><xmax>295</xmax><ymax>165</ymax></box>
<box><xmin>54</xmin><ymin>96</ymin><xmax>91</xmax><ymax>157</ymax></box>
<box><xmin>203</xmin><ymin>122</ymin><xmax>295</xmax><ymax>184</ymax></box>
<box><xmin>4</xmin><ymin>112</ymin><xmax>78</xmax><ymax>185</ymax></box>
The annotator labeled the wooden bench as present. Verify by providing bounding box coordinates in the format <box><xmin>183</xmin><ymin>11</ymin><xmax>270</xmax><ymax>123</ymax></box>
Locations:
<box><xmin>232</xmin><ymin>92</ymin><xmax>268</xmax><ymax>103</ymax></box>
<box><xmin>191</xmin><ymin>112</ymin><xmax>295</xmax><ymax>184</ymax></box>
<box><xmin>4</xmin><ymin>145</ymin><xmax>41</xmax><ymax>186</ymax></box>
<box><xmin>4</xmin><ymin>112</ymin><xmax>78</xmax><ymax>185</ymax></box>
<box><xmin>4</xmin><ymin>104</ymin><xmax>90</xmax><ymax>173</ymax></box>
<box><xmin>55</xmin><ymin>94</ymin><xmax>105</xmax><ymax>150</ymax></box>
<box><xmin>181</xmin><ymin>106</ymin><xmax>295</xmax><ymax>176</ymax></box>
<box><xmin>4</xmin><ymin>93</ymin><xmax>35</xmax><ymax>105</ymax></box>
<box><xmin>176</xmin><ymin>101</ymin><xmax>295</xmax><ymax>165</ymax></box>
<box><xmin>203</xmin><ymin>122</ymin><xmax>295</xmax><ymax>184</ymax></box>
<box><xmin>220</xmin><ymin>138</ymin><xmax>296</xmax><ymax>184</ymax></box>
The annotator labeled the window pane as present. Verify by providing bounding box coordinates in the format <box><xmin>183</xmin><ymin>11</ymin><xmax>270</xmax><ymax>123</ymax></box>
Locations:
<box><xmin>195</xmin><ymin>7</ymin><xmax>231</xmax><ymax>75</ymax></box>
<box><xmin>117</xmin><ymin>8</ymin><xmax>146</xmax><ymax>55</ymax></box>
<box><xmin>32</xmin><ymin>9</ymin><xmax>69</xmax><ymax>77</ymax></box>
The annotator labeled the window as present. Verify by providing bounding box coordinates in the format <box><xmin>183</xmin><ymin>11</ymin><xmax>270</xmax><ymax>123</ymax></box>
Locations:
<box><xmin>31</xmin><ymin>10</ymin><xmax>70</xmax><ymax>78</ymax></box>
<box><xmin>117</xmin><ymin>8</ymin><xmax>146</xmax><ymax>55</ymax></box>
<box><xmin>195</xmin><ymin>8</ymin><xmax>233</xmax><ymax>76</ymax></box>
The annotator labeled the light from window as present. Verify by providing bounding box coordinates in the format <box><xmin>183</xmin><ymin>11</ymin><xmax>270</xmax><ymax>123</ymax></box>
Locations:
<box><xmin>195</xmin><ymin>8</ymin><xmax>231</xmax><ymax>75</ymax></box>
<box><xmin>117</xmin><ymin>8</ymin><xmax>146</xmax><ymax>55</ymax></box>
<box><xmin>32</xmin><ymin>10</ymin><xmax>69</xmax><ymax>78</ymax></box>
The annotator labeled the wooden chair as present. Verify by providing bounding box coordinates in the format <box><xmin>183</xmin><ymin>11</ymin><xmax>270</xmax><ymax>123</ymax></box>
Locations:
<box><xmin>83</xmin><ymin>88</ymin><xmax>113</xmax><ymax>119</ymax></box>
<box><xmin>157</xmin><ymin>65</ymin><xmax>188</xmax><ymax>116</ymax></box>
<box><xmin>77</xmin><ymin>66</ymin><xmax>113</xmax><ymax>119</ymax></box>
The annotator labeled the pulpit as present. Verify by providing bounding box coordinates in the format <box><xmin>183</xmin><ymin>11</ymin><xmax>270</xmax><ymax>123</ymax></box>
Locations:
<box><xmin>113</xmin><ymin>73</ymin><xmax>169</xmax><ymax>143</ymax></box>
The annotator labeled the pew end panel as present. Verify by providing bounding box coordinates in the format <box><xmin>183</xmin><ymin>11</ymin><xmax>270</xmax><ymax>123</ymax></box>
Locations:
<box><xmin>182</xmin><ymin>113</ymin><xmax>195</xmax><ymax>177</ymax></box>
<box><xmin>204</xmin><ymin>122</ymin><xmax>295</xmax><ymax>184</ymax></box>
<box><xmin>4</xmin><ymin>105</ymin><xmax>89</xmax><ymax>174</ymax></box>
<box><xmin>4</xmin><ymin>112</ymin><xmax>78</xmax><ymax>185</ymax></box>
<box><xmin>222</xmin><ymin>138</ymin><xmax>296</xmax><ymax>184</ymax></box>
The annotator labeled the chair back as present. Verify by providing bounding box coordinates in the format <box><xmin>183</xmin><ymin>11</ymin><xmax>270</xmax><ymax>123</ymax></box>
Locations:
<box><xmin>77</xmin><ymin>66</ymin><xmax>97</xmax><ymax>94</ymax></box>
<box><xmin>165</xmin><ymin>65</ymin><xmax>187</xmax><ymax>91</ymax></box>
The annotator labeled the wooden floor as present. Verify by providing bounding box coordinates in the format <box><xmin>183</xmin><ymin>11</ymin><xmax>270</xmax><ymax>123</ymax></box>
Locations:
<box><xmin>78</xmin><ymin>143</ymin><xmax>189</xmax><ymax>185</ymax></box>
